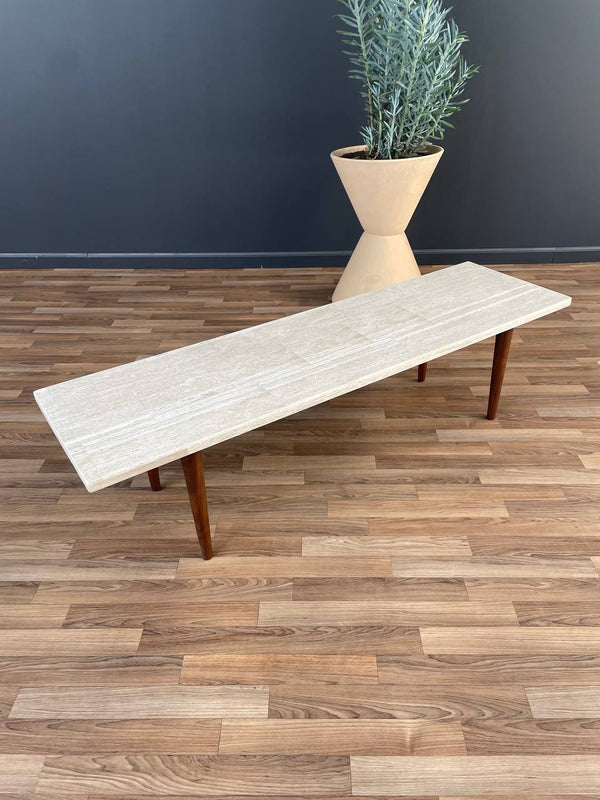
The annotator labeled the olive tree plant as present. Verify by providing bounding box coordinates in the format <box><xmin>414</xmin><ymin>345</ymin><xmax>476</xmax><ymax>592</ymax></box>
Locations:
<box><xmin>337</xmin><ymin>0</ymin><xmax>478</xmax><ymax>159</ymax></box>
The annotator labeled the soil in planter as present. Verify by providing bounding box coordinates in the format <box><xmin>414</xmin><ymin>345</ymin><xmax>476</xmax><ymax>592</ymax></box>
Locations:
<box><xmin>341</xmin><ymin>149</ymin><xmax>431</xmax><ymax>160</ymax></box>
<box><xmin>341</xmin><ymin>150</ymin><xmax>370</xmax><ymax>160</ymax></box>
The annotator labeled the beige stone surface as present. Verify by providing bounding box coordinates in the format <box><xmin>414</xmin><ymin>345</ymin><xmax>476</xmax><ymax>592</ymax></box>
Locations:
<box><xmin>34</xmin><ymin>263</ymin><xmax>571</xmax><ymax>492</ymax></box>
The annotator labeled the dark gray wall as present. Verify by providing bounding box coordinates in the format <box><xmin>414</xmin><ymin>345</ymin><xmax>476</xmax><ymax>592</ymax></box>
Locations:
<box><xmin>0</xmin><ymin>0</ymin><xmax>598</xmax><ymax>265</ymax></box>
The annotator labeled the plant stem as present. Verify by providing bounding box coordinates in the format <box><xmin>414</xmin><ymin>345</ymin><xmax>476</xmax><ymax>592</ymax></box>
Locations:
<box><xmin>348</xmin><ymin>0</ymin><xmax>375</xmax><ymax>131</ymax></box>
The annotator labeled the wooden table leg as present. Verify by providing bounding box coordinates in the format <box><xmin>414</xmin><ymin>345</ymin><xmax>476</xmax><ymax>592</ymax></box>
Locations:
<box><xmin>181</xmin><ymin>451</ymin><xmax>213</xmax><ymax>559</ymax></box>
<box><xmin>147</xmin><ymin>467</ymin><xmax>162</xmax><ymax>491</ymax></box>
<box><xmin>418</xmin><ymin>363</ymin><xmax>428</xmax><ymax>383</ymax></box>
<box><xmin>487</xmin><ymin>328</ymin><xmax>514</xmax><ymax>420</ymax></box>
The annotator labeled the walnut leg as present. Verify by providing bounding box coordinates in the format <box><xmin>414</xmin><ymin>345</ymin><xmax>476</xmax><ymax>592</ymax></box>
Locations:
<box><xmin>487</xmin><ymin>328</ymin><xmax>514</xmax><ymax>420</ymax></box>
<box><xmin>181</xmin><ymin>451</ymin><xmax>213</xmax><ymax>559</ymax></box>
<box><xmin>418</xmin><ymin>363</ymin><xmax>428</xmax><ymax>383</ymax></box>
<box><xmin>147</xmin><ymin>467</ymin><xmax>162</xmax><ymax>492</ymax></box>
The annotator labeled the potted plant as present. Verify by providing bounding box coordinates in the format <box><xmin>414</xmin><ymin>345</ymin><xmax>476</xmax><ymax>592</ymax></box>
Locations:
<box><xmin>332</xmin><ymin>0</ymin><xmax>478</xmax><ymax>301</ymax></box>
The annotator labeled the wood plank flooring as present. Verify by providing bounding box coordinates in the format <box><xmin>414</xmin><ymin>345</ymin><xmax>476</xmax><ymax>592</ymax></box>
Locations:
<box><xmin>1</xmin><ymin>262</ymin><xmax>600</xmax><ymax>798</ymax></box>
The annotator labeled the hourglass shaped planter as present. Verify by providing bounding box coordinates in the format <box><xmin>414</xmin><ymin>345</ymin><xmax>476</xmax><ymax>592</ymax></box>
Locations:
<box><xmin>331</xmin><ymin>144</ymin><xmax>444</xmax><ymax>302</ymax></box>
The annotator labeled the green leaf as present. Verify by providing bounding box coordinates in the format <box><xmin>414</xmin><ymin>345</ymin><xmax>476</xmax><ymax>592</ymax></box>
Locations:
<box><xmin>336</xmin><ymin>0</ymin><xmax>478</xmax><ymax>158</ymax></box>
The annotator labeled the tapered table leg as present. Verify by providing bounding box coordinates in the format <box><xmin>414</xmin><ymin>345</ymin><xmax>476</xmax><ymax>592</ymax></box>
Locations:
<box><xmin>418</xmin><ymin>363</ymin><xmax>428</xmax><ymax>383</ymax></box>
<box><xmin>487</xmin><ymin>328</ymin><xmax>514</xmax><ymax>420</ymax></box>
<box><xmin>147</xmin><ymin>468</ymin><xmax>162</xmax><ymax>492</ymax></box>
<box><xmin>181</xmin><ymin>451</ymin><xmax>213</xmax><ymax>559</ymax></box>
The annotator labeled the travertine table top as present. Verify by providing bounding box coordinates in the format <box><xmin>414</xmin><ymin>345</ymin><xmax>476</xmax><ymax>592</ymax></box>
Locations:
<box><xmin>34</xmin><ymin>263</ymin><xmax>571</xmax><ymax>492</ymax></box>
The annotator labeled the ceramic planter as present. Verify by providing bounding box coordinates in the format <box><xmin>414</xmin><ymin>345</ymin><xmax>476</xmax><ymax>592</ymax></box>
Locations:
<box><xmin>331</xmin><ymin>144</ymin><xmax>444</xmax><ymax>301</ymax></box>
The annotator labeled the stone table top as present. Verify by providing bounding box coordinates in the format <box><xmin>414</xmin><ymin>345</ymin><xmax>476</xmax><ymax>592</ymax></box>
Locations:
<box><xmin>34</xmin><ymin>263</ymin><xmax>571</xmax><ymax>492</ymax></box>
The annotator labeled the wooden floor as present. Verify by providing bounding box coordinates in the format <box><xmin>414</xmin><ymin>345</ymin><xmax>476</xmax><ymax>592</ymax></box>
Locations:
<box><xmin>1</xmin><ymin>263</ymin><xmax>600</xmax><ymax>798</ymax></box>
